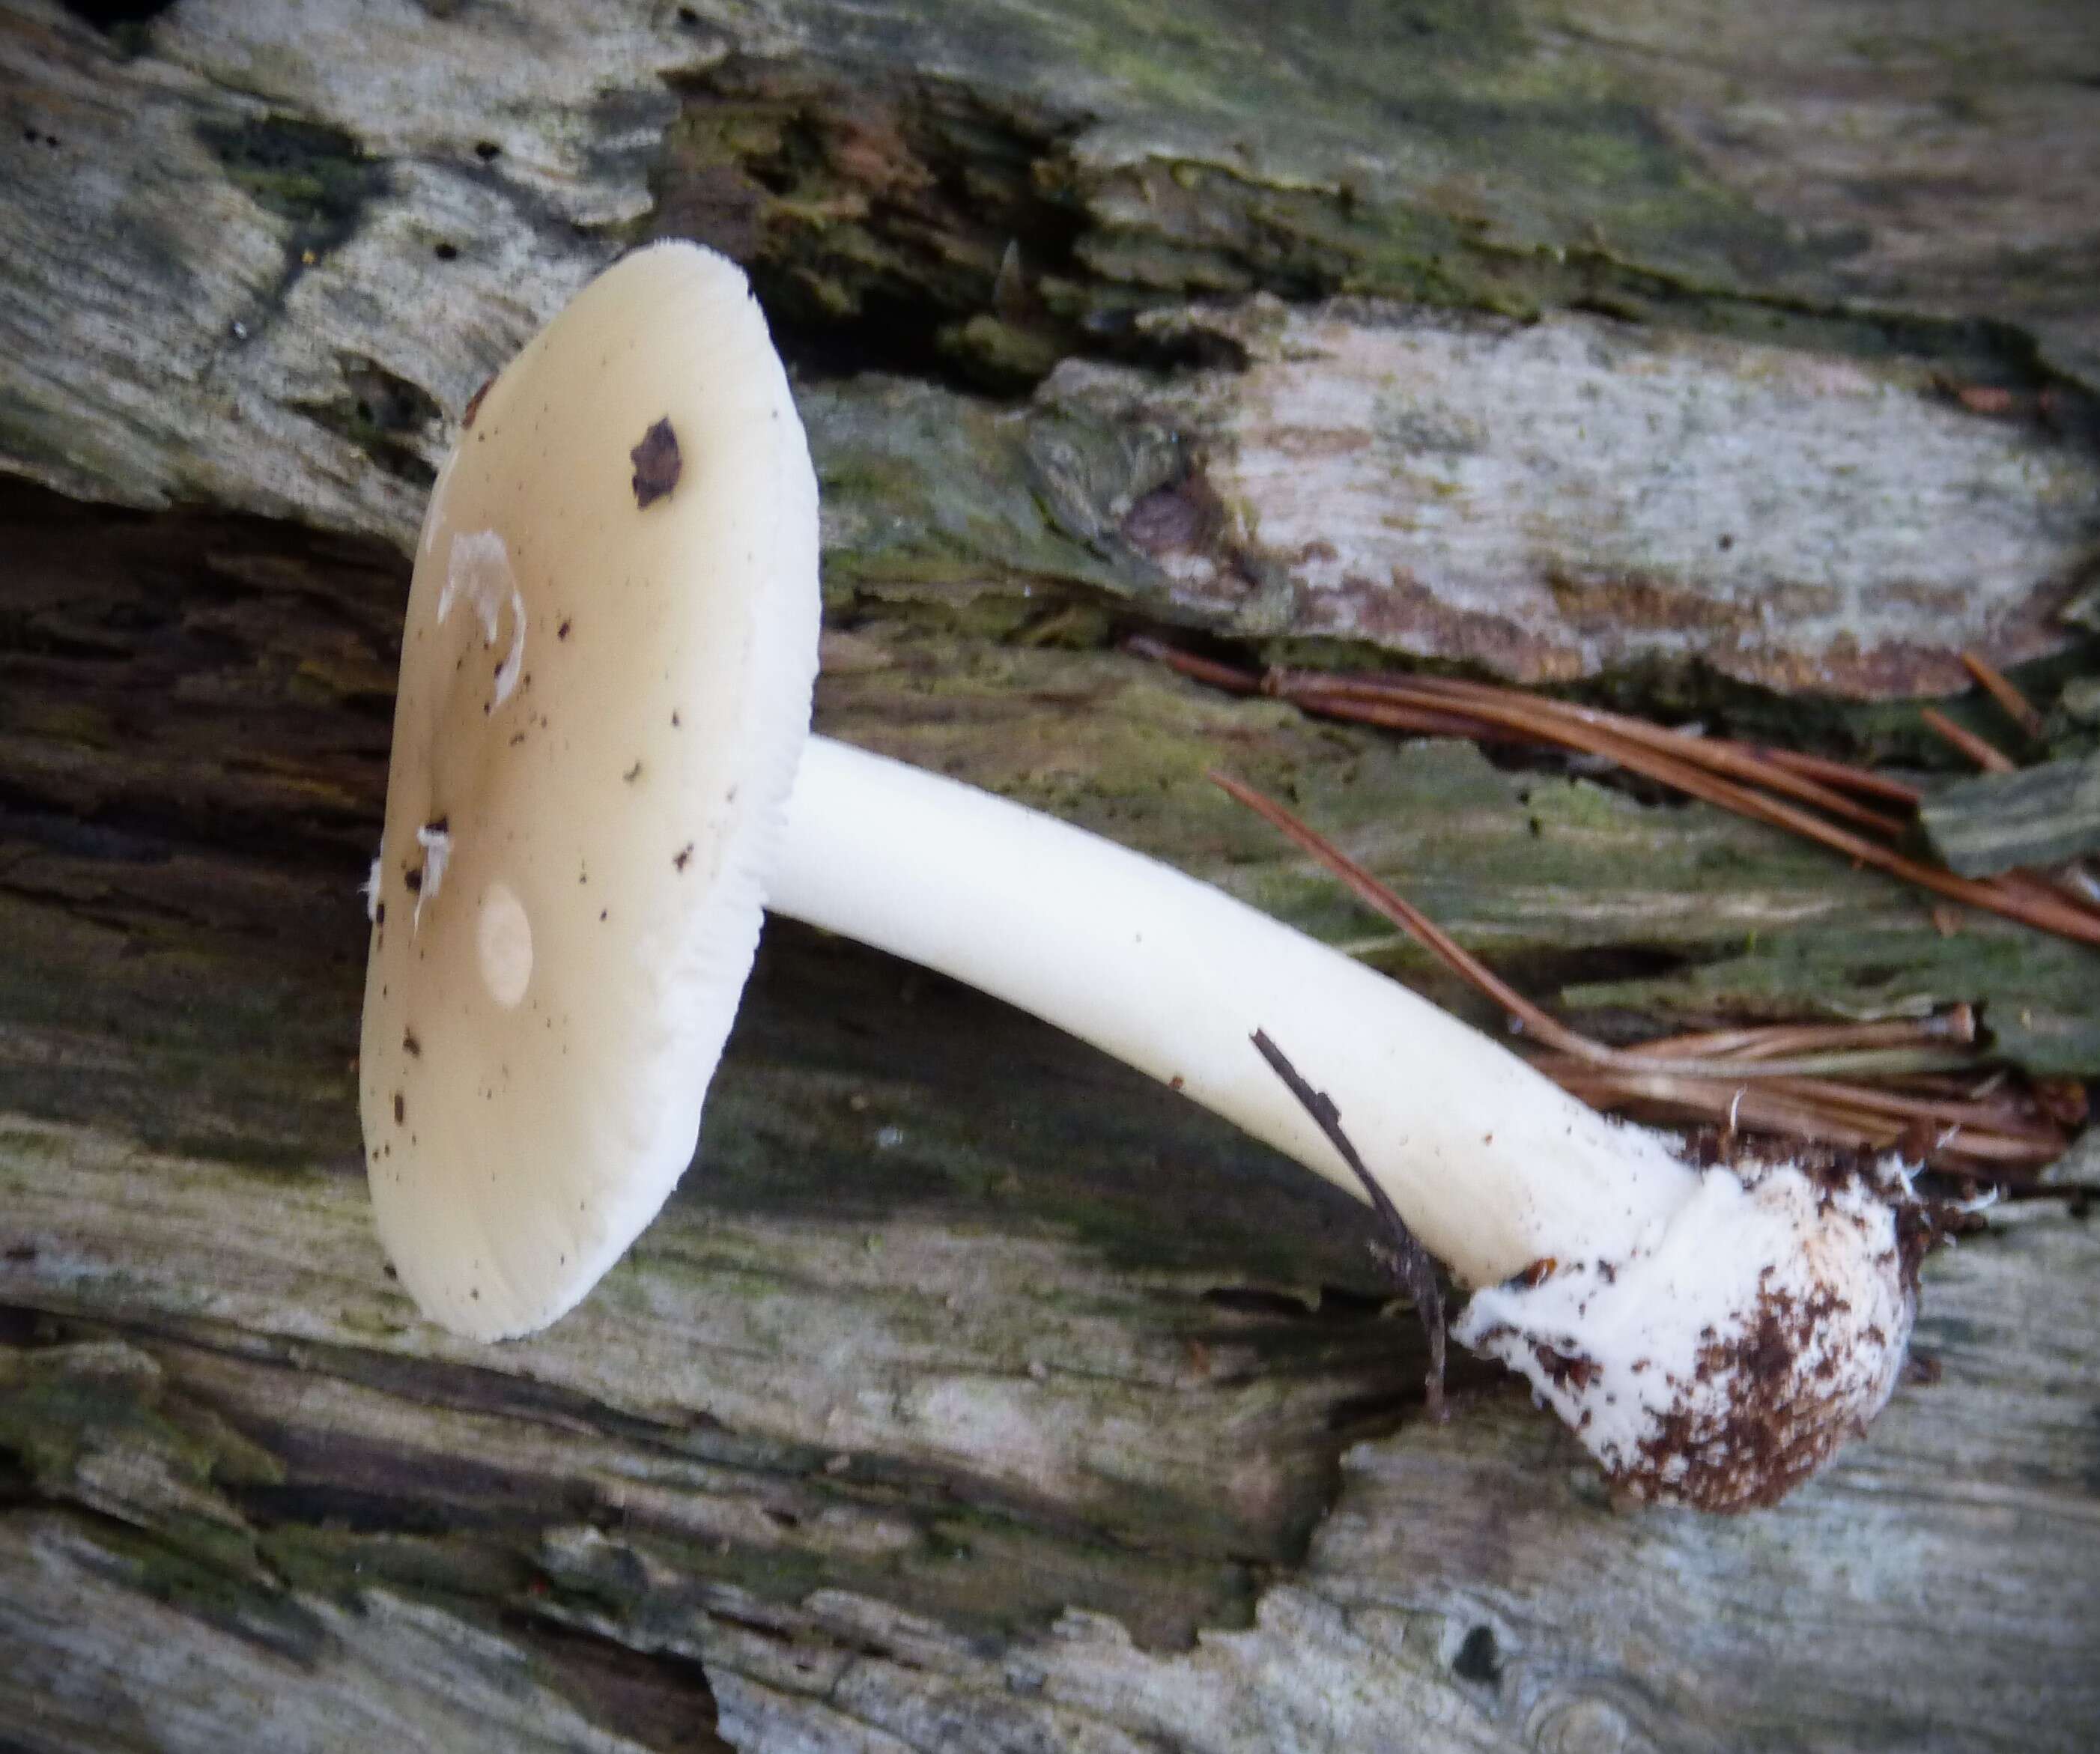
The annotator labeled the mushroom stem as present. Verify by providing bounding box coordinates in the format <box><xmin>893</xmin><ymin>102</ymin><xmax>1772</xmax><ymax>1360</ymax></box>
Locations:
<box><xmin>772</xmin><ymin>735</ymin><xmax>1919</xmax><ymax>1509</ymax></box>
<box><xmin>773</xmin><ymin>735</ymin><xmax>1694</xmax><ymax>1286</ymax></box>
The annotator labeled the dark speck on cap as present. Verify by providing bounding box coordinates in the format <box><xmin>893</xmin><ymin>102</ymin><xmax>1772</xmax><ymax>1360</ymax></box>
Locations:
<box><xmin>631</xmin><ymin>417</ymin><xmax>682</xmax><ymax>508</ymax></box>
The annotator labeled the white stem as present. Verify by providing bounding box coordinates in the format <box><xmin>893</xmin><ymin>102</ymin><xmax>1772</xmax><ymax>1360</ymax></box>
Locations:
<box><xmin>771</xmin><ymin>735</ymin><xmax>1699</xmax><ymax>1287</ymax></box>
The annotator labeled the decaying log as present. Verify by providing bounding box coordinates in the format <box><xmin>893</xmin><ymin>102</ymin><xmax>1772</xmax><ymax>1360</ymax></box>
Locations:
<box><xmin>1923</xmin><ymin>750</ymin><xmax>2100</xmax><ymax>876</ymax></box>
<box><xmin>3</xmin><ymin>2</ymin><xmax>2098</xmax><ymax>1750</ymax></box>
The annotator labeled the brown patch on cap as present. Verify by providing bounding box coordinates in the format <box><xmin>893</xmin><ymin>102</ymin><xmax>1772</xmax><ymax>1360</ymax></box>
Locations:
<box><xmin>631</xmin><ymin>417</ymin><xmax>683</xmax><ymax>509</ymax></box>
<box><xmin>462</xmin><ymin>375</ymin><xmax>495</xmax><ymax>428</ymax></box>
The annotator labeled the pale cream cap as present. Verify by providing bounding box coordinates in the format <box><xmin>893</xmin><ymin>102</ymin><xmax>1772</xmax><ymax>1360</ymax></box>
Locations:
<box><xmin>360</xmin><ymin>243</ymin><xmax>820</xmax><ymax>1339</ymax></box>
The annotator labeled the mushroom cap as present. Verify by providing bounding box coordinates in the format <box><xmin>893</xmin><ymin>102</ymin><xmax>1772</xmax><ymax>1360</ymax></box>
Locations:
<box><xmin>360</xmin><ymin>242</ymin><xmax>820</xmax><ymax>1340</ymax></box>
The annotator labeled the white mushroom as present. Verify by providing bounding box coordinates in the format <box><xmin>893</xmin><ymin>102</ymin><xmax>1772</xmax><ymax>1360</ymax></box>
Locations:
<box><xmin>362</xmin><ymin>242</ymin><xmax>1917</xmax><ymax>1509</ymax></box>
<box><xmin>360</xmin><ymin>242</ymin><xmax>818</xmax><ymax>1341</ymax></box>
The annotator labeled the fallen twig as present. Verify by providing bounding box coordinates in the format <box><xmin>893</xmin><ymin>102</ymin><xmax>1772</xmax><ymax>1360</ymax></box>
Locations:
<box><xmin>1252</xmin><ymin>1027</ymin><xmax>1447</xmax><ymax>1418</ymax></box>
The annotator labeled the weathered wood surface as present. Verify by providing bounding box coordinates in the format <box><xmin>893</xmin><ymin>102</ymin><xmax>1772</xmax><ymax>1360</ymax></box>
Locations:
<box><xmin>1922</xmin><ymin>750</ymin><xmax>2100</xmax><ymax>876</ymax></box>
<box><xmin>7</xmin><ymin>0</ymin><xmax>2100</xmax><ymax>696</ymax></box>
<box><xmin>3</xmin><ymin>2</ymin><xmax>2099</xmax><ymax>1750</ymax></box>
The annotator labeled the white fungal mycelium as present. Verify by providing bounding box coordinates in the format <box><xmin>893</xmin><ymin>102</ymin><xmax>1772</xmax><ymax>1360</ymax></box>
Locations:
<box><xmin>440</xmin><ymin>528</ymin><xmax>528</xmax><ymax>708</ymax></box>
<box><xmin>413</xmin><ymin>822</ymin><xmax>452</xmax><ymax>929</ymax></box>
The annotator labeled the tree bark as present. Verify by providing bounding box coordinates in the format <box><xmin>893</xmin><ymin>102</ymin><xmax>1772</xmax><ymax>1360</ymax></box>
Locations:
<box><xmin>2</xmin><ymin>3</ymin><xmax>2097</xmax><ymax>1750</ymax></box>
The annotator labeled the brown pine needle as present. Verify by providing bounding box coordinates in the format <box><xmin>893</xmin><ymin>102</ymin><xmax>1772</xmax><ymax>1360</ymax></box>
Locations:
<box><xmin>1633</xmin><ymin>1009</ymin><xmax>1976</xmax><ymax>1061</ymax></box>
<box><xmin>1281</xmin><ymin>670</ymin><xmax>1912</xmax><ymax>837</ymax></box>
<box><xmin>1208</xmin><ymin>771</ymin><xmax>2069</xmax><ymax>1174</ymax></box>
<box><xmin>1210</xmin><ymin>772</ymin><xmax>2032</xmax><ymax>1082</ymax></box>
<box><xmin>1302</xmin><ymin>673</ymin><xmax>2100</xmax><ymax>943</ymax></box>
<box><xmin>1208</xmin><ymin>769</ymin><xmax>1602</xmax><ymax>1061</ymax></box>
<box><xmin>1285</xmin><ymin>668</ymin><xmax>1919</xmax><ymax>841</ymax></box>
<box><xmin>1123</xmin><ymin>636</ymin><xmax>1261</xmax><ymax>696</ymax></box>
<box><xmin>1136</xmin><ymin>637</ymin><xmax>2100</xmax><ymax>945</ymax></box>
<box><xmin>1932</xmin><ymin>657</ymin><xmax>2100</xmax><ymax>924</ymax></box>
<box><xmin>1540</xmin><ymin>1063</ymin><xmax>2061</xmax><ymax>1171</ymax></box>
<box><xmin>1921</xmin><ymin>707</ymin><xmax>2018</xmax><ymax>774</ymax></box>
<box><xmin>1960</xmin><ymin>651</ymin><xmax>2048</xmax><ymax>740</ymax></box>
<box><xmin>1134</xmin><ymin>642</ymin><xmax>2100</xmax><ymax>948</ymax></box>
<box><xmin>1747</xmin><ymin>747</ymin><xmax>1923</xmax><ymax>809</ymax></box>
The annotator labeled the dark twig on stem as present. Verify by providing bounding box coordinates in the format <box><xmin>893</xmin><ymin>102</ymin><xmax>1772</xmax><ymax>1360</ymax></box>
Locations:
<box><xmin>1251</xmin><ymin>1028</ymin><xmax>1447</xmax><ymax>1418</ymax></box>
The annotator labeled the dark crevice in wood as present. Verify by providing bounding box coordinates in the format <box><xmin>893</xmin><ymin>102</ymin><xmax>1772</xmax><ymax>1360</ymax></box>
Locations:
<box><xmin>645</xmin><ymin>50</ymin><xmax>2100</xmax><ymax>403</ymax></box>
<box><xmin>292</xmin><ymin>355</ymin><xmax>445</xmax><ymax>491</ymax></box>
<box><xmin>0</xmin><ymin>477</ymin><xmax>401</xmax><ymax>873</ymax></box>
<box><xmin>0</xmin><ymin>1308</ymin><xmax>43</xmax><ymax>1347</ymax></box>
<box><xmin>238</xmin><ymin>1481</ymin><xmax>463</xmax><ymax>1539</ymax></box>
<box><xmin>652</xmin><ymin>56</ymin><xmax>1096</xmax><ymax>395</ymax></box>
<box><xmin>110</xmin><ymin>1319</ymin><xmax>737</xmax><ymax>1463</ymax></box>
<box><xmin>501</xmin><ymin>1612</ymin><xmax>732</xmax><ymax>1754</ymax></box>
<box><xmin>58</xmin><ymin>1</ymin><xmax>176</xmax><ymax>31</ymax></box>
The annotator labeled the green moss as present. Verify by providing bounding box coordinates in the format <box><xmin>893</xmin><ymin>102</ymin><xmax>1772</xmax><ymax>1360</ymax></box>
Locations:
<box><xmin>643</xmin><ymin>1</ymin><xmax>2078</xmax><ymax>395</ymax></box>
<box><xmin>263</xmin><ymin>1525</ymin><xmax>537</xmax><ymax>1606</ymax></box>
<box><xmin>0</xmin><ymin>1341</ymin><xmax>288</xmax><ymax>1591</ymax></box>
<box><xmin>0</xmin><ymin>1341</ymin><xmax>279</xmax><ymax>1499</ymax></box>
<box><xmin>806</xmin><ymin>379</ymin><xmax>1141</xmax><ymax>598</ymax></box>
<box><xmin>195</xmin><ymin>115</ymin><xmax>383</xmax><ymax>279</ymax></box>
<box><xmin>536</xmin><ymin>1483</ymin><xmax>1263</xmax><ymax>1654</ymax></box>
<box><xmin>67</xmin><ymin>1517</ymin><xmax>327</xmax><ymax>1658</ymax></box>
<box><xmin>1572</xmin><ymin>923</ymin><xmax>2100</xmax><ymax>1078</ymax></box>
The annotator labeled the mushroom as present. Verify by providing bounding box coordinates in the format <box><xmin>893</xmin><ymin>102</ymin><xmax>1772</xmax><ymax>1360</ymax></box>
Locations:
<box><xmin>363</xmin><ymin>242</ymin><xmax>1917</xmax><ymax>1510</ymax></box>
<box><xmin>360</xmin><ymin>242</ymin><xmax>819</xmax><ymax>1341</ymax></box>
